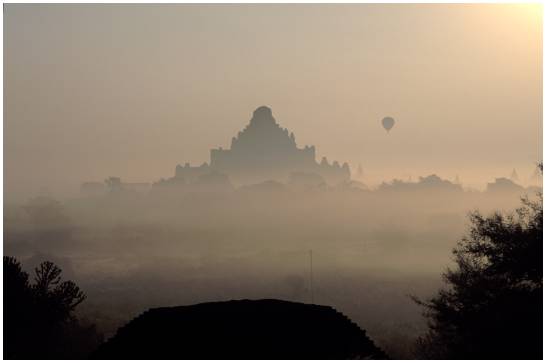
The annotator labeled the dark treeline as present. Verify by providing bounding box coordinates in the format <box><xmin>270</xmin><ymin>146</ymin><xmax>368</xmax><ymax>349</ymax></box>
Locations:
<box><xmin>4</xmin><ymin>257</ymin><xmax>103</xmax><ymax>359</ymax></box>
<box><xmin>414</xmin><ymin>192</ymin><xmax>542</xmax><ymax>359</ymax></box>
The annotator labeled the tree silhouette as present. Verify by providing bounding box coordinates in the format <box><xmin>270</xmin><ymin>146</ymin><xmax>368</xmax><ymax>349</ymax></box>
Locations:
<box><xmin>4</xmin><ymin>257</ymin><xmax>101</xmax><ymax>359</ymax></box>
<box><xmin>414</xmin><ymin>165</ymin><xmax>542</xmax><ymax>359</ymax></box>
<box><xmin>4</xmin><ymin>257</ymin><xmax>33</xmax><ymax>357</ymax></box>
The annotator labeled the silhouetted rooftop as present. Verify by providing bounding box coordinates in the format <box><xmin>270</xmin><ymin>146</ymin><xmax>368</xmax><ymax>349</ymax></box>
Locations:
<box><xmin>92</xmin><ymin>299</ymin><xmax>387</xmax><ymax>359</ymax></box>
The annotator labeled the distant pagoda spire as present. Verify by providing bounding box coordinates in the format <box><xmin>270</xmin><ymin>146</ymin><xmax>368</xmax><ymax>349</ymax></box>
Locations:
<box><xmin>510</xmin><ymin>168</ymin><xmax>519</xmax><ymax>182</ymax></box>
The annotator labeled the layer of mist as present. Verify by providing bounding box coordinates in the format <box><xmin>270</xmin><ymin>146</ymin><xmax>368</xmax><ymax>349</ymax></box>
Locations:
<box><xmin>4</xmin><ymin>176</ymin><xmax>535</xmax><ymax>358</ymax></box>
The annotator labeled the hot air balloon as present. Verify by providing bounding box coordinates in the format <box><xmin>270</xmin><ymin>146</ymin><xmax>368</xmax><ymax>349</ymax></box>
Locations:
<box><xmin>382</xmin><ymin>117</ymin><xmax>395</xmax><ymax>133</ymax></box>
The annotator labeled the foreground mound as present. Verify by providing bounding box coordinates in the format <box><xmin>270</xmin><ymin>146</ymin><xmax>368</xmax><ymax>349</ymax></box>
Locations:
<box><xmin>93</xmin><ymin>299</ymin><xmax>387</xmax><ymax>359</ymax></box>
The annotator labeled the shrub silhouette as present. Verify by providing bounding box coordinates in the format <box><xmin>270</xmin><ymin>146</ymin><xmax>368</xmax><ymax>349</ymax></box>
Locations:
<box><xmin>4</xmin><ymin>257</ymin><xmax>102</xmax><ymax>359</ymax></box>
<box><xmin>414</xmin><ymin>173</ymin><xmax>542</xmax><ymax>359</ymax></box>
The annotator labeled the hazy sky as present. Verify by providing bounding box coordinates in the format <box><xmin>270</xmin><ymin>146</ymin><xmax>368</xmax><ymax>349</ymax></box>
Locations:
<box><xmin>4</xmin><ymin>4</ymin><xmax>543</xmax><ymax>199</ymax></box>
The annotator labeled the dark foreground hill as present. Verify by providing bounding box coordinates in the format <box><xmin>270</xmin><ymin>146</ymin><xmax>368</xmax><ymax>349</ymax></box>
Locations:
<box><xmin>92</xmin><ymin>299</ymin><xmax>387</xmax><ymax>359</ymax></box>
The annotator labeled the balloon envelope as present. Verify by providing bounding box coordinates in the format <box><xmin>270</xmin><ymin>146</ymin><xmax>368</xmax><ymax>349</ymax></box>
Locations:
<box><xmin>382</xmin><ymin>117</ymin><xmax>395</xmax><ymax>132</ymax></box>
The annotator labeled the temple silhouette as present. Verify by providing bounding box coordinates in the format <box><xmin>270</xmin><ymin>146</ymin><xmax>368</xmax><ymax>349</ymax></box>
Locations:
<box><xmin>173</xmin><ymin>106</ymin><xmax>350</xmax><ymax>186</ymax></box>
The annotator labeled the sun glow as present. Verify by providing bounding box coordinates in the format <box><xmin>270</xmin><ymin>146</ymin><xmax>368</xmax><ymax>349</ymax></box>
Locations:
<box><xmin>514</xmin><ymin>3</ymin><xmax>543</xmax><ymax>24</ymax></box>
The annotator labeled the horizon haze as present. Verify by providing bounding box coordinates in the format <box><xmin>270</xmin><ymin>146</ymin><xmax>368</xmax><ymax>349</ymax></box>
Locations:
<box><xmin>4</xmin><ymin>4</ymin><xmax>543</xmax><ymax>201</ymax></box>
